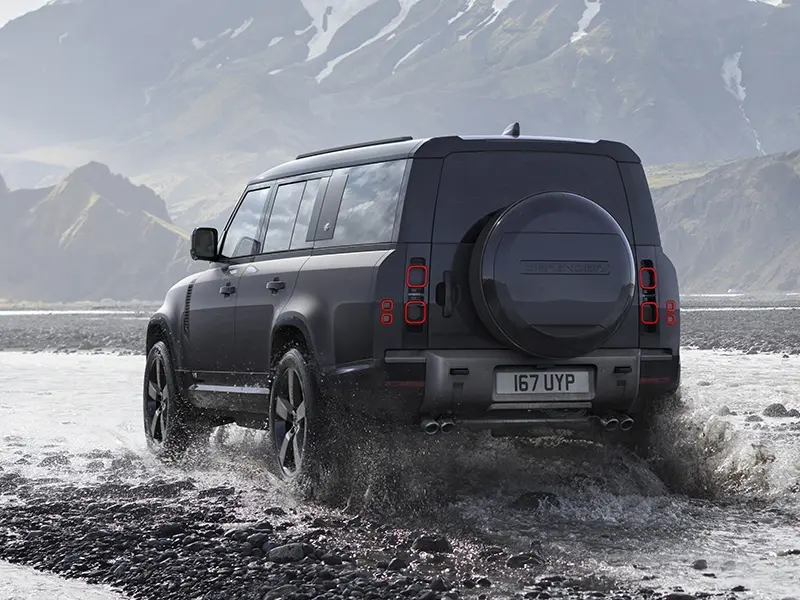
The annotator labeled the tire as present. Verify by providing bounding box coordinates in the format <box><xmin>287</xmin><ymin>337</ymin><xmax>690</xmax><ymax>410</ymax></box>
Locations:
<box><xmin>143</xmin><ymin>340</ymin><xmax>211</xmax><ymax>460</ymax></box>
<box><xmin>268</xmin><ymin>348</ymin><xmax>327</xmax><ymax>488</ymax></box>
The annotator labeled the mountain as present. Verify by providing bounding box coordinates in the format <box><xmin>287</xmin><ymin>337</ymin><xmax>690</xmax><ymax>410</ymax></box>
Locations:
<box><xmin>653</xmin><ymin>149</ymin><xmax>800</xmax><ymax>293</ymax></box>
<box><xmin>0</xmin><ymin>0</ymin><xmax>798</xmax><ymax>228</ymax></box>
<box><xmin>0</xmin><ymin>162</ymin><xmax>194</xmax><ymax>302</ymax></box>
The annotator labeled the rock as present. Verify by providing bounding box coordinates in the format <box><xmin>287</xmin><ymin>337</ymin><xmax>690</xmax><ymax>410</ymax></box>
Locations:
<box><xmin>510</xmin><ymin>491</ymin><xmax>559</xmax><ymax>510</ymax></box>
<box><xmin>412</xmin><ymin>534</ymin><xmax>453</xmax><ymax>553</ymax></box>
<box><xmin>777</xmin><ymin>549</ymin><xmax>800</xmax><ymax>556</ymax></box>
<box><xmin>717</xmin><ymin>405</ymin><xmax>732</xmax><ymax>416</ymax></box>
<box><xmin>745</xmin><ymin>415</ymin><xmax>763</xmax><ymax>423</ymax></box>
<box><xmin>731</xmin><ymin>585</ymin><xmax>747</xmax><ymax>592</ymax></box>
<box><xmin>263</xmin><ymin>584</ymin><xmax>298</xmax><ymax>599</ymax></box>
<box><xmin>431</xmin><ymin>578</ymin><xmax>448</xmax><ymax>591</ymax></box>
<box><xmin>665</xmin><ymin>595</ymin><xmax>695</xmax><ymax>600</ymax></box>
<box><xmin>153</xmin><ymin>523</ymin><xmax>185</xmax><ymax>537</ymax></box>
<box><xmin>506</xmin><ymin>553</ymin><xmax>538</xmax><ymax>568</ymax></box>
<box><xmin>38</xmin><ymin>454</ymin><xmax>70</xmax><ymax>468</ymax></box>
<box><xmin>692</xmin><ymin>559</ymin><xmax>708</xmax><ymax>570</ymax></box>
<box><xmin>321</xmin><ymin>553</ymin><xmax>343</xmax><ymax>565</ymax></box>
<box><xmin>387</xmin><ymin>557</ymin><xmax>408</xmax><ymax>571</ymax></box>
<box><xmin>267</xmin><ymin>543</ymin><xmax>304</xmax><ymax>563</ymax></box>
<box><xmin>764</xmin><ymin>403</ymin><xmax>790</xmax><ymax>417</ymax></box>
<box><xmin>476</xmin><ymin>577</ymin><xmax>492</xmax><ymax>587</ymax></box>
<box><xmin>788</xmin><ymin>409</ymin><xmax>800</xmax><ymax>418</ymax></box>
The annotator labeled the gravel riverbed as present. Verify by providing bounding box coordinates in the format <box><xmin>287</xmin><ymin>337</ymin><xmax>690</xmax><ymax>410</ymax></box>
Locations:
<box><xmin>0</xmin><ymin>295</ymin><xmax>798</xmax><ymax>600</ymax></box>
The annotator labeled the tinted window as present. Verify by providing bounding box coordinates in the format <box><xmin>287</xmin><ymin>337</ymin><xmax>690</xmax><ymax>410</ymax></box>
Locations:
<box><xmin>316</xmin><ymin>160</ymin><xmax>407</xmax><ymax>247</ymax></box>
<box><xmin>263</xmin><ymin>181</ymin><xmax>306</xmax><ymax>253</ymax></box>
<box><xmin>220</xmin><ymin>187</ymin><xmax>271</xmax><ymax>258</ymax></box>
<box><xmin>290</xmin><ymin>178</ymin><xmax>323</xmax><ymax>250</ymax></box>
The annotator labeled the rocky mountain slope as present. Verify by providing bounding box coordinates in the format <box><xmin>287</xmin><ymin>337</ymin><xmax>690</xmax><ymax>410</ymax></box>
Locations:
<box><xmin>0</xmin><ymin>0</ymin><xmax>797</xmax><ymax>226</ymax></box>
<box><xmin>653</xmin><ymin>149</ymin><xmax>800</xmax><ymax>293</ymax></box>
<box><xmin>0</xmin><ymin>162</ymin><xmax>193</xmax><ymax>301</ymax></box>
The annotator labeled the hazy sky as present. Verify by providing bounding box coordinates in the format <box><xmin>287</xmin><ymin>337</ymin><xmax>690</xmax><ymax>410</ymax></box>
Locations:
<box><xmin>0</xmin><ymin>0</ymin><xmax>49</xmax><ymax>27</ymax></box>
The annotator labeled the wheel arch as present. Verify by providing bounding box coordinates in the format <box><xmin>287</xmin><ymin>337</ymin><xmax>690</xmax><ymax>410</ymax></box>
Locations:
<box><xmin>270</xmin><ymin>314</ymin><xmax>316</xmax><ymax>368</ymax></box>
<box><xmin>146</xmin><ymin>315</ymin><xmax>185</xmax><ymax>369</ymax></box>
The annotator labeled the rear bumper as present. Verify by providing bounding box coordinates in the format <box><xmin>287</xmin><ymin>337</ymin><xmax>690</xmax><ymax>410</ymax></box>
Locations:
<box><xmin>382</xmin><ymin>347</ymin><xmax>679</xmax><ymax>422</ymax></box>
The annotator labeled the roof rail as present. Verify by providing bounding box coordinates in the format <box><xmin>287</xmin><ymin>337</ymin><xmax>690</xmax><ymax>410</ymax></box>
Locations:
<box><xmin>295</xmin><ymin>136</ymin><xmax>414</xmax><ymax>160</ymax></box>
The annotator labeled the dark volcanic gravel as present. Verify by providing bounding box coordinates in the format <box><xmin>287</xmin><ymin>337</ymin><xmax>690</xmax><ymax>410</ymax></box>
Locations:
<box><xmin>0</xmin><ymin>472</ymin><xmax>703</xmax><ymax>600</ymax></box>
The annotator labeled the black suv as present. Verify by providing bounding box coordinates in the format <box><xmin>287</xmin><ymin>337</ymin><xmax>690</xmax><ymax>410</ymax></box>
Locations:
<box><xmin>143</xmin><ymin>126</ymin><xmax>680</xmax><ymax>481</ymax></box>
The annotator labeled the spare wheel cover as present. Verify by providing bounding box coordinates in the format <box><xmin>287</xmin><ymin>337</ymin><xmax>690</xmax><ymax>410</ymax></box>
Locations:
<box><xmin>469</xmin><ymin>191</ymin><xmax>636</xmax><ymax>359</ymax></box>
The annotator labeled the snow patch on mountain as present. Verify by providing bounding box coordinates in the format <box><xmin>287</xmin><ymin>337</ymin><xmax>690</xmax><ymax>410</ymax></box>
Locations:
<box><xmin>448</xmin><ymin>0</ymin><xmax>479</xmax><ymax>25</ymax></box>
<box><xmin>301</xmin><ymin>0</ymin><xmax>381</xmax><ymax>61</ymax></box>
<box><xmin>571</xmin><ymin>0</ymin><xmax>601</xmax><ymax>43</ymax></box>
<box><xmin>722</xmin><ymin>52</ymin><xmax>746</xmax><ymax>102</ymax></box>
<box><xmin>393</xmin><ymin>41</ymin><xmax>424</xmax><ymax>73</ymax></box>
<box><xmin>191</xmin><ymin>37</ymin><xmax>208</xmax><ymax>50</ymax></box>
<box><xmin>722</xmin><ymin>52</ymin><xmax>766</xmax><ymax>155</ymax></box>
<box><xmin>315</xmin><ymin>0</ymin><xmax>424</xmax><ymax>82</ymax></box>
<box><xmin>58</xmin><ymin>32</ymin><xmax>68</xmax><ymax>44</ymax></box>
<box><xmin>269</xmin><ymin>36</ymin><xmax>283</xmax><ymax>47</ymax></box>
<box><xmin>231</xmin><ymin>17</ymin><xmax>253</xmax><ymax>39</ymax></box>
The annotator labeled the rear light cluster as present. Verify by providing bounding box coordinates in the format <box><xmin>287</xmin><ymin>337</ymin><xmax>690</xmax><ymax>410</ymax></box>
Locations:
<box><xmin>638</xmin><ymin>260</ymin><xmax>677</xmax><ymax>331</ymax></box>
<box><xmin>639</xmin><ymin>260</ymin><xmax>658</xmax><ymax>332</ymax></box>
<box><xmin>405</xmin><ymin>259</ymin><xmax>428</xmax><ymax>329</ymax></box>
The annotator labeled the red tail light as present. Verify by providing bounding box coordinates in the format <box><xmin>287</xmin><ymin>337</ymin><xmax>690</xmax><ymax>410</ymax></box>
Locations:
<box><xmin>405</xmin><ymin>258</ymin><xmax>428</xmax><ymax>328</ymax></box>
<box><xmin>404</xmin><ymin>300</ymin><xmax>427</xmax><ymax>325</ymax></box>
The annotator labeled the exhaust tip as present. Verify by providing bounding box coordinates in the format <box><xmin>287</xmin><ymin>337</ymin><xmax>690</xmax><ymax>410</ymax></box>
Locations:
<box><xmin>603</xmin><ymin>418</ymin><xmax>620</xmax><ymax>432</ymax></box>
<box><xmin>619</xmin><ymin>417</ymin><xmax>634</xmax><ymax>432</ymax></box>
<box><xmin>422</xmin><ymin>418</ymin><xmax>440</xmax><ymax>435</ymax></box>
<box><xmin>439</xmin><ymin>419</ymin><xmax>455</xmax><ymax>434</ymax></box>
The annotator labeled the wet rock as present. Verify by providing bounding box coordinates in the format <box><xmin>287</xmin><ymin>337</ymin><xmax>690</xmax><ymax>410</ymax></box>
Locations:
<box><xmin>717</xmin><ymin>405</ymin><xmax>732</xmax><ymax>416</ymax></box>
<box><xmin>267</xmin><ymin>543</ymin><xmax>304</xmax><ymax>563</ymax></box>
<box><xmin>764</xmin><ymin>403</ymin><xmax>790</xmax><ymax>417</ymax></box>
<box><xmin>788</xmin><ymin>409</ymin><xmax>800</xmax><ymax>418</ymax></box>
<box><xmin>665</xmin><ymin>595</ymin><xmax>695</xmax><ymax>600</ymax></box>
<box><xmin>745</xmin><ymin>415</ymin><xmax>763</xmax><ymax>423</ymax></box>
<box><xmin>476</xmin><ymin>577</ymin><xmax>492</xmax><ymax>587</ymax></box>
<box><xmin>731</xmin><ymin>585</ymin><xmax>747</xmax><ymax>592</ymax></box>
<box><xmin>38</xmin><ymin>454</ymin><xmax>70</xmax><ymax>468</ymax></box>
<box><xmin>510</xmin><ymin>491</ymin><xmax>560</xmax><ymax>510</ymax></box>
<box><xmin>153</xmin><ymin>523</ymin><xmax>185</xmax><ymax>537</ymax></box>
<box><xmin>263</xmin><ymin>584</ymin><xmax>298</xmax><ymax>599</ymax></box>
<box><xmin>430</xmin><ymin>578</ymin><xmax>449</xmax><ymax>591</ymax></box>
<box><xmin>505</xmin><ymin>553</ymin><xmax>542</xmax><ymax>568</ymax></box>
<box><xmin>692</xmin><ymin>559</ymin><xmax>708</xmax><ymax>570</ymax></box>
<box><xmin>387</xmin><ymin>557</ymin><xmax>409</xmax><ymax>571</ymax></box>
<box><xmin>412</xmin><ymin>534</ymin><xmax>452</xmax><ymax>554</ymax></box>
<box><xmin>777</xmin><ymin>549</ymin><xmax>800</xmax><ymax>556</ymax></box>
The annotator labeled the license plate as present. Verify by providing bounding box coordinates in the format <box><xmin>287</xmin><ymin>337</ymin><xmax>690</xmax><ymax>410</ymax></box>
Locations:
<box><xmin>495</xmin><ymin>370</ymin><xmax>590</xmax><ymax>395</ymax></box>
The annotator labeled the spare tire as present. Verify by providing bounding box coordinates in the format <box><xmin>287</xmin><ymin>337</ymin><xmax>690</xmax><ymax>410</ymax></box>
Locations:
<box><xmin>469</xmin><ymin>191</ymin><xmax>636</xmax><ymax>359</ymax></box>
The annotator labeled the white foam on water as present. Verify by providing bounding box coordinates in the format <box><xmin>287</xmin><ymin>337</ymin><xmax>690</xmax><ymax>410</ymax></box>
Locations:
<box><xmin>231</xmin><ymin>17</ymin><xmax>253</xmax><ymax>39</ymax></box>
<box><xmin>0</xmin><ymin>561</ymin><xmax>123</xmax><ymax>599</ymax></box>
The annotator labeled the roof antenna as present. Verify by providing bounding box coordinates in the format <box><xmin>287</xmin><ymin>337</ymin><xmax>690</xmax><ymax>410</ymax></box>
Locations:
<box><xmin>502</xmin><ymin>122</ymin><xmax>520</xmax><ymax>138</ymax></box>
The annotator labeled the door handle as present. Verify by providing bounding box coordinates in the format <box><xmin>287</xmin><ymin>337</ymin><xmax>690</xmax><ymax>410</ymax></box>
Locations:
<box><xmin>219</xmin><ymin>282</ymin><xmax>236</xmax><ymax>297</ymax></box>
<box><xmin>267</xmin><ymin>278</ymin><xmax>286</xmax><ymax>294</ymax></box>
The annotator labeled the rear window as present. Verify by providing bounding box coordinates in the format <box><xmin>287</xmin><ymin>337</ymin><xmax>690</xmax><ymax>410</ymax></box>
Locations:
<box><xmin>432</xmin><ymin>152</ymin><xmax>634</xmax><ymax>243</ymax></box>
<box><xmin>315</xmin><ymin>159</ymin><xmax>408</xmax><ymax>247</ymax></box>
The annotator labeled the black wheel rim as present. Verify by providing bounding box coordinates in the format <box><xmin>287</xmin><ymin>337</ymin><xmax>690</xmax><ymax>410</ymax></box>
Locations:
<box><xmin>144</xmin><ymin>354</ymin><xmax>169</xmax><ymax>444</ymax></box>
<box><xmin>273</xmin><ymin>367</ymin><xmax>306</xmax><ymax>477</ymax></box>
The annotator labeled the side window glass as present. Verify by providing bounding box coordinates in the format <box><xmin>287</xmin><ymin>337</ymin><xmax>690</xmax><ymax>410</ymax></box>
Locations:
<box><xmin>290</xmin><ymin>178</ymin><xmax>323</xmax><ymax>250</ymax></box>
<box><xmin>220</xmin><ymin>187</ymin><xmax>271</xmax><ymax>258</ymax></box>
<box><xmin>262</xmin><ymin>181</ymin><xmax>306</xmax><ymax>253</ymax></box>
<box><xmin>316</xmin><ymin>160</ymin><xmax>407</xmax><ymax>247</ymax></box>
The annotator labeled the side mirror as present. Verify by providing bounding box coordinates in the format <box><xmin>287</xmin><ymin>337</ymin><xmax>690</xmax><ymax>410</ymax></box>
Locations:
<box><xmin>190</xmin><ymin>227</ymin><xmax>219</xmax><ymax>261</ymax></box>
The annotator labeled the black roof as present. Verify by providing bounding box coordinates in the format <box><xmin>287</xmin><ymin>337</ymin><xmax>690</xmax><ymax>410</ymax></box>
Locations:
<box><xmin>250</xmin><ymin>135</ymin><xmax>641</xmax><ymax>185</ymax></box>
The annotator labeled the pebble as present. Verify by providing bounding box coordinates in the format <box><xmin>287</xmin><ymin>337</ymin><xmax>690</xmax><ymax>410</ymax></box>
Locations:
<box><xmin>692</xmin><ymin>559</ymin><xmax>708</xmax><ymax>570</ymax></box>
<box><xmin>412</xmin><ymin>534</ymin><xmax>453</xmax><ymax>554</ymax></box>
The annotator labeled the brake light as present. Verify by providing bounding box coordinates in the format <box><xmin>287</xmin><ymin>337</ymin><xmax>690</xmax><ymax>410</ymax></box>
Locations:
<box><xmin>639</xmin><ymin>260</ymin><xmax>658</xmax><ymax>332</ymax></box>
<box><xmin>380</xmin><ymin>299</ymin><xmax>394</xmax><ymax>325</ymax></box>
<box><xmin>405</xmin><ymin>258</ymin><xmax>428</xmax><ymax>328</ymax></box>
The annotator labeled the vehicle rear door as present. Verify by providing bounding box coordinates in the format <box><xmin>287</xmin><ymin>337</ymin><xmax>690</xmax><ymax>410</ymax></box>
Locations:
<box><xmin>428</xmin><ymin>151</ymin><xmax>639</xmax><ymax>353</ymax></box>
<box><xmin>232</xmin><ymin>177</ymin><xmax>328</xmax><ymax>386</ymax></box>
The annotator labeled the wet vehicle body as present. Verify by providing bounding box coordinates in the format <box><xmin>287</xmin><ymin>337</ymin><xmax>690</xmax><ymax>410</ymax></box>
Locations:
<box><xmin>143</xmin><ymin>125</ymin><xmax>680</xmax><ymax>480</ymax></box>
